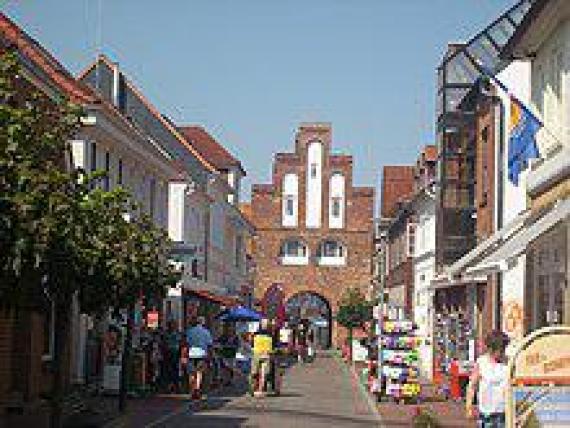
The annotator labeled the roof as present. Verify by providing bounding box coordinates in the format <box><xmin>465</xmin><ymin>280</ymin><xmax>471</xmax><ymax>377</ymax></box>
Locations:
<box><xmin>501</xmin><ymin>0</ymin><xmax>560</xmax><ymax>60</ymax></box>
<box><xmin>423</xmin><ymin>145</ymin><xmax>437</xmax><ymax>162</ymax></box>
<box><xmin>77</xmin><ymin>55</ymin><xmax>217</xmax><ymax>173</ymax></box>
<box><xmin>179</xmin><ymin>126</ymin><xmax>245</xmax><ymax>174</ymax></box>
<box><xmin>0</xmin><ymin>12</ymin><xmax>95</xmax><ymax>103</ymax></box>
<box><xmin>239</xmin><ymin>202</ymin><xmax>253</xmax><ymax>224</ymax></box>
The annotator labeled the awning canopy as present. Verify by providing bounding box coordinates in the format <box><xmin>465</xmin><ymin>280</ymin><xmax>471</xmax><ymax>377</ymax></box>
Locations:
<box><xmin>446</xmin><ymin>210</ymin><xmax>530</xmax><ymax>277</ymax></box>
<box><xmin>467</xmin><ymin>198</ymin><xmax>570</xmax><ymax>276</ymax></box>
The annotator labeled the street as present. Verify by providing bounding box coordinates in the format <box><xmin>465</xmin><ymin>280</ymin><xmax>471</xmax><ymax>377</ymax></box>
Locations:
<box><xmin>106</xmin><ymin>355</ymin><xmax>380</xmax><ymax>428</ymax></box>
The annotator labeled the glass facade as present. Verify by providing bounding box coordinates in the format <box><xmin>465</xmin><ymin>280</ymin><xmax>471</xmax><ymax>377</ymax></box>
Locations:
<box><xmin>435</xmin><ymin>0</ymin><xmax>535</xmax><ymax>268</ymax></box>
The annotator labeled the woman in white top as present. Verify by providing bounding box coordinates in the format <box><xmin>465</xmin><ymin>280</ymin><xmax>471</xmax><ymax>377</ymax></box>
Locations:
<box><xmin>466</xmin><ymin>330</ymin><xmax>510</xmax><ymax>428</ymax></box>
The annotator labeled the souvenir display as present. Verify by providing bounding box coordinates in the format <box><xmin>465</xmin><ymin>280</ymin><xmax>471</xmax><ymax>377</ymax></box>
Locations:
<box><xmin>380</xmin><ymin>311</ymin><xmax>421</xmax><ymax>402</ymax></box>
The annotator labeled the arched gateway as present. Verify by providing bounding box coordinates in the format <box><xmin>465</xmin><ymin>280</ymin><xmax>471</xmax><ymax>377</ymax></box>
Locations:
<box><xmin>286</xmin><ymin>292</ymin><xmax>332</xmax><ymax>349</ymax></box>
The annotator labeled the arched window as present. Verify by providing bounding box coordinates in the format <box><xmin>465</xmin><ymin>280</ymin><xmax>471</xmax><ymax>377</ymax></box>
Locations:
<box><xmin>279</xmin><ymin>239</ymin><xmax>309</xmax><ymax>265</ymax></box>
<box><xmin>282</xmin><ymin>173</ymin><xmax>298</xmax><ymax>227</ymax></box>
<box><xmin>329</xmin><ymin>173</ymin><xmax>345</xmax><ymax>229</ymax></box>
<box><xmin>317</xmin><ymin>239</ymin><xmax>346</xmax><ymax>266</ymax></box>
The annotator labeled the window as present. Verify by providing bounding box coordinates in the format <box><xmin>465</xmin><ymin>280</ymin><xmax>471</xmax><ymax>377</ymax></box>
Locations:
<box><xmin>90</xmin><ymin>142</ymin><xmax>97</xmax><ymax>172</ymax></box>
<box><xmin>235</xmin><ymin>235</ymin><xmax>243</xmax><ymax>269</ymax></box>
<box><xmin>317</xmin><ymin>240</ymin><xmax>346</xmax><ymax>266</ymax></box>
<box><xmin>118</xmin><ymin>158</ymin><xmax>123</xmax><ymax>186</ymax></box>
<box><xmin>285</xmin><ymin>196</ymin><xmax>295</xmax><ymax>216</ymax></box>
<box><xmin>149</xmin><ymin>178</ymin><xmax>156</xmax><ymax>219</ymax></box>
<box><xmin>310</xmin><ymin>163</ymin><xmax>317</xmax><ymax>178</ymax></box>
<box><xmin>104</xmin><ymin>151</ymin><xmax>110</xmax><ymax>191</ymax></box>
<box><xmin>331</xmin><ymin>197</ymin><xmax>341</xmax><ymax>218</ymax></box>
<box><xmin>191</xmin><ymin>259</ymin><xmax>199</xmax><ymax>278</ymax></box>
<box><xmin>282</xmin><ymin>173</ymin><xmax>298</xmax><ymax>227</ymax></box>
<box><xmin>407</xmin><ymin>223</ymin><xmax>416</xmax><ymax>258</ymax></box>
<box><xmin>280</xmin><ymin>239</ymin><xmax>309</xmax><ymax>265</ymax></box>
<box><xmin>480</xmin><ymin>126</ymin><xmax>489</xmax><ymax>206</ymax></box>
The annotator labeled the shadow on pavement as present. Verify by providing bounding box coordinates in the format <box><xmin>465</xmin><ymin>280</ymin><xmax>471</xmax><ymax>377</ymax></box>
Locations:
<box><xmin>223</xmin><ymin>404</ymin><xmax>375</xmax><ymax>427</ymax></box>
<box><xmin>168</xmin><ymin>414</ymin><xmax>249</xmax><ymax>428</ymax></box>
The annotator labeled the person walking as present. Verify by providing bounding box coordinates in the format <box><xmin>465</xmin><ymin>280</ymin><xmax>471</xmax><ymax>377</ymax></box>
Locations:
<box><xmin>186</xmin><ymin>316</ymin><xmax>213</xmax><ymax>400</ymax></box>
<box><xmin>251</xmin><ymin>318</ymin><xmax>274</xmax><ymax>397</ymax></box>
<box><xmin>465</xmin><ymin>330</ymin><xmax>510</xmax><ymax>427</ymax></box>
<box><xmin>218</xmin><ymin>324</ymin><xmax>239</xmax><ymax>386</ymax></box>
<box><xmin>164</xmin><ymin>321</ymin><xmax>180</xmax><ymax>393</ymax></box>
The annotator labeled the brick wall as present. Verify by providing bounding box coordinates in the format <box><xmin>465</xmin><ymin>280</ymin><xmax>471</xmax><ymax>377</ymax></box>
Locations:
<box><xmin>381</xmin><ymin>166</ymin><xmax>414</xmax><ymax>218</ymax></box>
<box><xmin>251</xmin><ymin>123</ymin><xmax>374</xmax><ymax>346</ymax></box>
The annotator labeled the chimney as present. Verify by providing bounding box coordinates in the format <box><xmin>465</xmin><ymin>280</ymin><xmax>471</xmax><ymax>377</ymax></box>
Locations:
<box><xmin>112</xmin><ymin>62</ymin><xmax>120</xmax><ymax>108</ymax></box>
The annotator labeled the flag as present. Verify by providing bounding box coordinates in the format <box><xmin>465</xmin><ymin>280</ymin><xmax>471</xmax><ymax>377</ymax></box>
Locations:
<box><xmin>477</xmin><ymin>66</ymin><xmax>542</xmax><ymax>186</ymax></box>
<box><xmin>507</xmin><ymin>97</ymin><xmax>542</xmax><ymax>185</ymax></box>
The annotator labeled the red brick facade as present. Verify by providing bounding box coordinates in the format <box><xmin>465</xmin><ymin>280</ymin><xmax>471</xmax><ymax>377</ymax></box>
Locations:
<box><xmin>381</xmin><ymin>166</ymin><xmax>414</xmax><ymax>218</ymax></box>
<box><xmin>250</xmin><ymin>123</ymin><xmax>374</xmax><ymax>346</ymax></box>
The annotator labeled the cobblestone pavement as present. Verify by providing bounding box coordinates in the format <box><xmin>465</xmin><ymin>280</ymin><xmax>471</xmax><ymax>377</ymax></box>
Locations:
<box><xmin>107</xmin><ymin>355</ymin><xmax>380</xmax><ymax>428</ymax></box>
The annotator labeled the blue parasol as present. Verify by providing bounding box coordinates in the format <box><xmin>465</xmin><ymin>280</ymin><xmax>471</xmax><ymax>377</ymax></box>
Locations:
<box><xmin>217</xmin><ymin>306</ymin><xmax>262</xmax><ymax>322</ymax></box>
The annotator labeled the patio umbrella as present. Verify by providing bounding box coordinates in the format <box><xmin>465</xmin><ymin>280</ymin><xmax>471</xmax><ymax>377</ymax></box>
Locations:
<box><xmin>217</xmin><ymin>306</ymin><xmax>262</xmax><ymax>322</ymax></box>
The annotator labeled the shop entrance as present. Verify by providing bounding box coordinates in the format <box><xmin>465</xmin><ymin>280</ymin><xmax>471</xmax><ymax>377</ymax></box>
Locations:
<box><xmin>285</xmin><ymin>292</ymin><xmax>332</xmax><ymax>349</ymax></box>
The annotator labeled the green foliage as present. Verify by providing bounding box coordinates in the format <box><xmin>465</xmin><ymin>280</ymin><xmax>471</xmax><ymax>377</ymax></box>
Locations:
<box><xmin>412</xmin><ymin>409</ymin><xmax>442</xmax><ymax>428</ymax></box>
<box><xmin>0</xmin><ymin>48</ymin><xmax>178</xmax><ymax>313</ymax></box>
<box><xmin>335</xmin><ymin>287</ymin><xmax>373</xmax><ymax>330</ymax></box>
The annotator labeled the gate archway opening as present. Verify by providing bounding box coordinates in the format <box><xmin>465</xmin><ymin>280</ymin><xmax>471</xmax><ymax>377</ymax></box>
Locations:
<box><xmin>285</xmin><ymin>292</ymin><xmax>332</xmax><ymax>349</ymax></box>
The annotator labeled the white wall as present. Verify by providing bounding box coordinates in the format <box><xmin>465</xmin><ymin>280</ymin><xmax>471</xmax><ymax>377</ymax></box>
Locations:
<box><xmin>168</xmin><ymin>182</ymin><xmax>186</xmax><ymax>242</ymax></box>
<box><xmin>306</xmin><ymin>141</ymin><xmax>322</xmax><ymax>228</ymax></box>
<box><xmin>496</xmin><ymin>61</ymin><xmax>532</xmax><ymax>344</ymax></box>
<box><xmin>282</xmin><ymin>173</ymin><xmax>299</xmax><ymax>227</ymax></box>
<box><xmin>329</xmin><ymin>173</ymin><xmax>345</xmax><ymax>229</ymax></box>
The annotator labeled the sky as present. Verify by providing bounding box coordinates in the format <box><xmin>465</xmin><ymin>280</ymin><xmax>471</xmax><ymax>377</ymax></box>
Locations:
<box><xmin>3</xmin><ymin>0</ymin><xmax>515</xmax><ymax>201</ymax></box>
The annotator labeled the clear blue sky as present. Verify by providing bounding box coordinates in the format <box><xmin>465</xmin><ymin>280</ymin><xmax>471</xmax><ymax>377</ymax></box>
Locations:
<box><xmin>4</xmin><ymin>0</ymin><xmax>514</xmax><ymax>201</ymax></box>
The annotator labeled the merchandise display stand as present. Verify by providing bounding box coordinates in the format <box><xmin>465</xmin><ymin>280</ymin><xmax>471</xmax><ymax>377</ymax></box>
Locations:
<box><xmin>380</xmin><ymin>309</ymin><xmax>421</xmax><ymax>404</ymax></box>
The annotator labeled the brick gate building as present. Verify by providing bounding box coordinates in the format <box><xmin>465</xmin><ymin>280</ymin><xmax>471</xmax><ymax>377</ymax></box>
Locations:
<box><xmin>250</xmin><ymin>123</ymin><xmax>374</xmax><ymax>347</ymax></box>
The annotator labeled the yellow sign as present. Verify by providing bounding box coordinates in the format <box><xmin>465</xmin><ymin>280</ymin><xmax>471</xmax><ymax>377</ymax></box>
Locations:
<box><xmin>253</xmin><ymin>334</ymin><xmax>273</xmax><ymax>356</ymax></box>
<box><xmin>512</xmin><ymin>330</ymin><xmax>570</xmax><ymax>383</ymax></box>
<box><xmin>507</xmin><ymin>326</ymin><xmax>570</xmax><ymax>427</ymax></box>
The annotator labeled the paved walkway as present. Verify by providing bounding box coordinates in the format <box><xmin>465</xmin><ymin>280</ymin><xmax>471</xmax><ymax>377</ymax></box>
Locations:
<box><xmin>113</xmin><ymin>355</ymin><xmax>380</xmax><ymax>428</ymax></box>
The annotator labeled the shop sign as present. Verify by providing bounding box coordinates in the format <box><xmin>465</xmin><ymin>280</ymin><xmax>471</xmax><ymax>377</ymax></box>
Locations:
<box><xmin>147</xmin><ymin>311</ymin><xmax>159</xmax><ymax>329</ymax></box>
<box><xmin>507</xmin><ymin>326</ymin><xmax>570</xmax><ymax>427</ymax></box>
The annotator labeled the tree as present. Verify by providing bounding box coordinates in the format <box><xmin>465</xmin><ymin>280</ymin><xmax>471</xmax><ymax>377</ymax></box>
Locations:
<box><xmin>0</xmin><ymin>50</ymin><xmax>178</xmax><ymax>426</ymax></box>
<box><xmin>336</xmin><ymin>287</ymin><xmax>373</xmax><ymax>362</ymax></box>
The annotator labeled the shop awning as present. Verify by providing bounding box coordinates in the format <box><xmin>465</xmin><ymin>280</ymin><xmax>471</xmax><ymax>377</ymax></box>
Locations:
<box><xmin>467</xmin><ymin>198</ymin><xmax>570</xmax><ymax>276</ymax></box>
<box><xmin>187</xmin><ymin>289</ymin><xmax>239</xmax><ymax>307</ymax></box>
<box><xmin>446</xmin><ymin>210</ymin><xmax>530</xmax><ymax>277</ymax></box>
<box><xmin>429</xmin><ymin>275</ymin><xmax>487</xmax><ymax>291</ymax></box>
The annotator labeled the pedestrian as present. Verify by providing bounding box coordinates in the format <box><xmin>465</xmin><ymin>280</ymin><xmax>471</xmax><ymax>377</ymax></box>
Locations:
<box><xmin>465</xmin><ymin>330</ymin><xmax>510</xmax><ymax>427</ymax></box>
<box><xmin>179</xmin><ymin>338</ymin><xmax>189</xmax><ymax>393</ymax></box>
<box><xmin>251</xmin><ymin>318</ymin><xmax>274</xmax><ymax>397</ymax></box>
<box><xmin>186</xmin><ymin>316</ymin><xmax>213</xmax><ymax>400</ymax></box>
<box><xmin>164</xmin><ymin>320</ymin><xmax>180</xmax><ymax>393</ymax></box>
<box><xmin>297</xmin><ymin>323</ymin><xmax>308</xmax><ymax>363</ymax></box>
<box><xmin>218</xmin><ymin>324</ymin><xmax>239</xmax><ymax>386</ymax></box>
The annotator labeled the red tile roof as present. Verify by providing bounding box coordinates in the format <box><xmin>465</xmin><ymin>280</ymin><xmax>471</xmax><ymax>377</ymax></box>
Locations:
<box><xmin>0</xmin><ymin>12</ymin><xmax>95</xmax><ymax>103</ymax></box>
<box><xmin>179</xmin><ymin>126</ymin><xmax>244</xmax><ymax>174</ymax></box>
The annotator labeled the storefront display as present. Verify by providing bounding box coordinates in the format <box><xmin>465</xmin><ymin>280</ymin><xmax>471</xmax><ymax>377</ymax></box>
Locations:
<box><xmin>380</xmin><ymin>309</ymin><xmax>421</xmax><ymax>402</ymax></box>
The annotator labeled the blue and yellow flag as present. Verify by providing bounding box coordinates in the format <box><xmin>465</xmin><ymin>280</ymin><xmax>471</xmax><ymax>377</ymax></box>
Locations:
<box><xmin>508</xmin><ymin>97</ymin><xmax>542</xmax><ymax>186</ymax></box>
